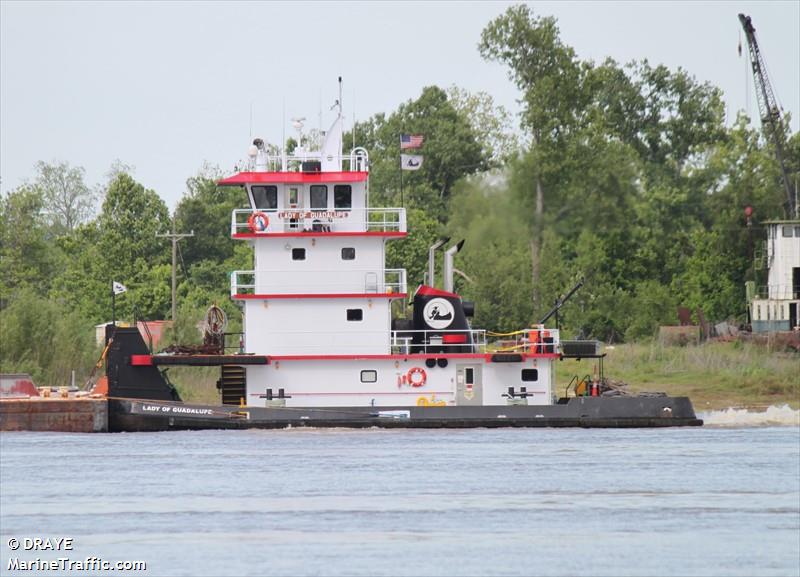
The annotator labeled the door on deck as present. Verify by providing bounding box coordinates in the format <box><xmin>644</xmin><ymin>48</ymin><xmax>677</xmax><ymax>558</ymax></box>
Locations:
<box><xmin>286</xmin><ymin>186</ymin><xmax>303</xmax><ymax>230</ymax></box>
<box><xmin>790</xmin><ymin>303</ymin><xmax>798</xmax><ymax>331</ymax></box>
<box><xmin>455</xmin><ymin>365</ymin><xmax>482</xmax><ymax>406</ymax></box>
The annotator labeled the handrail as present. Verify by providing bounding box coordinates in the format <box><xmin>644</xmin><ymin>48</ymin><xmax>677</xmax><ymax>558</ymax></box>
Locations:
<box><xmin>489</xmin><ymin>327</ymin><xmax>560</xmax><ymax>354</ymax></box>
<box><xmin>242</xmin><ymin>149</ymin><xmax>369</xmax><ymax>173</ymax></box>
<box><xmin>231</xmin><ymin>268</ymin><xmax>407</xmax><ymax>297</ymax></box>
<box><xmin>390</xmin><ymin>329</ymin><xmax>486</xmax><ymax>355</ymax></box>
<box><xmin>753</xmin><ymin>284</ymin><xmax>800</xmax><ymax>299</ymax></box>
<box><xmin>231</xmin><ymin>207</ymin><xmax>406</xmax><ymax>235</ymax></box>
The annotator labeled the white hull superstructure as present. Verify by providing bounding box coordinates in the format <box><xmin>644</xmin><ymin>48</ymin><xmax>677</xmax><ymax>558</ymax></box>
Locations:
<box><xmin>214</xmin><ymin>108</ymin><xmax>561</xmax><ymax>409</ymax></box>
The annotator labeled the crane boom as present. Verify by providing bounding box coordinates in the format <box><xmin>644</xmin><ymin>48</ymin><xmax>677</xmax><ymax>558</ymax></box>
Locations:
<box><xmin>738</xmin><ymin>13</ymin><xmax>796</xmax><ymax>219</ymax></box>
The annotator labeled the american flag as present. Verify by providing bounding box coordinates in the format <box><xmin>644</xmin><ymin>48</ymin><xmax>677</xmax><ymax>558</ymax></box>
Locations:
<box><xmin>400</xmin><ymin>134</ymin><xmax>424</xmax><ymax>149</ymax></box>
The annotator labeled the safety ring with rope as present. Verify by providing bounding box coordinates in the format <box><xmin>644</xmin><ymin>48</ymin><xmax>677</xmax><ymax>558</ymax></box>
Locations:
<box><xmin>247</xmin><ymin>212</ymin><xmax>270</xmax><ymax>233</ymax></box>
<box><xmin>407</xmin><ymin>367</ymin><xmax>427</xmax><ymax>387</ymax></box>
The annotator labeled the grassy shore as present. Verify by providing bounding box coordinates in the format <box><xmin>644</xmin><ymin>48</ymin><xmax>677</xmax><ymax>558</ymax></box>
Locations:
<box><xmin>171</xmin><ymin>341</ymin><xmax>799</xmax><ymax>410</ymax></box>
<box><xmin>558</xmin><ymin>341</ymin><xmax>800</xmax><ymax>410</ymax></box>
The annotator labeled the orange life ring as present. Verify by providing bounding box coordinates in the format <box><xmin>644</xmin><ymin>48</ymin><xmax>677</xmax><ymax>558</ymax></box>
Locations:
<box><xmin>407</xmin><ymin>367</ymin><xmax>427</xmax><ymax>387</ymax></box>
<box><xmin>247</xmin><ymin>212</ymin><xmax>269</xmax><ymax>233</ymax></box>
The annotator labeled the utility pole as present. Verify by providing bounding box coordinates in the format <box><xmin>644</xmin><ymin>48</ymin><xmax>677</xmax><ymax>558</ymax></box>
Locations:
<box><xmin>157</xmin><ymin>217</ymin><xmax>194</xmax><ymax>324</ymax></box>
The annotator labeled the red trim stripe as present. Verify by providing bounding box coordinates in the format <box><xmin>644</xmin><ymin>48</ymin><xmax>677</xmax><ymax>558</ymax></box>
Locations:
<box><xmin>232</xmin><ymin>231</ymin><xmax>406</xmax><ymax>239</ymax></box>
<box><xmin>233</xmin><ymin>293</ymin><xmax>407</xmax><ymax>300</ymax></box>
<box><xmin>267</xmin><ymin>353</ymin><xmax>560</xmax><ymax>361</ymax></box>
<box><xmin>218</xmin><ymin>171</ymin><xmax>368</xmax><ymax>185</ymax></box>
<box><xmin>249</xmin><ymin>391</ymin><xmax>453</xmax><ymax>396</ymax></box>
<box><xmin>415</xmin><ymin>285</ymin><xmax>460</xmax><ymax>298</ymax></box>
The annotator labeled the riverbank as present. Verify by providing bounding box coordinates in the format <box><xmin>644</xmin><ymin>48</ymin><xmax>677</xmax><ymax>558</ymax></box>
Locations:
<box><xmin>583</xmin><ymin>340</ymin><xmax>799</xmax><ymax>410</ymax></box>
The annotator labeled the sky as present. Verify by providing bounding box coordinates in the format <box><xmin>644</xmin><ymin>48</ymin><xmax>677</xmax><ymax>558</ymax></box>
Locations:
<box><xmin>1</xmin><ymin>1</ymin><xmax>799</xmax><ymax>210</ymax></box>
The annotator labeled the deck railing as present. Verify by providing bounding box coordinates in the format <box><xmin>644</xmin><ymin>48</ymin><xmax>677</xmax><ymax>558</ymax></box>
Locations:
<box><xmin>389</xmin><ymin>329</ymin><xmax>487</xmax><ymax>355</ymax></box>
<box><xmin>231</xmin><ymin>207</ymin><xmax>406</xmax><ymax>235</ymax></box>
<box><xmin>753</xmin><ymin>284</ymin><xmax>800</xmax><ymax>300</ymax></box>
<box><xmin>242</xmin><ymin>148</ymin><xmax>369</xmax><ymax>173</ymax></box>
<box><xmin>487</xmin><ymin>328</ymin><xmax>561</xmax><ymax>354</ymax></box>
<box><xmin>231</xmin><ymin>268</ymin><xmax>407</xmax><ymax>297</ymax></box>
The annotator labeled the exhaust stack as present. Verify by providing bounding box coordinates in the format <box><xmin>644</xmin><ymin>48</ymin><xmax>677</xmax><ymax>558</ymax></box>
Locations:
<box><xmin>443</xmin><ymin>240</ymin><xmax>465</xmax><ymax>293</ymax></box>
<box><xmin>427</xmin><ymin>237</ymin><xmax>450</xmax><ymax>288</ymax></box>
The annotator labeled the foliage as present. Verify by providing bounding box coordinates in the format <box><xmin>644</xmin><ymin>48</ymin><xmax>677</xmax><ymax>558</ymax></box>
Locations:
<box><xmin>0</xmin><ymin>185</ymin><xmax>57</xmax><ymax>305</ymax></box>
<box><xmin>1</xmin><ymin>8</ymin><xmax>797</xmax><ymax>396</ymax></box>
<box><xmin>0</xmin><ymin>288</ymin><xmax>97</xmax><ymax>387</ymax></box>
<box><xmin>32</xmin><ymin>160</ymin><xmax>96</xmax><ymax>233</ymax></box>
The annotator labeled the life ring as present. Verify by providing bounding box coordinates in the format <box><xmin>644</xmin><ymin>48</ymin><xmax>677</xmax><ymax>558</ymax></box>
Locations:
<box><xmin>407</xmin><ymin>367</ymin><xmax>427</xmax><ymax>387</ymax></box>
<box><xmin>247</xmin><ymin>212</ymin><xmax>269</xmax><ymax>233</ymax></box>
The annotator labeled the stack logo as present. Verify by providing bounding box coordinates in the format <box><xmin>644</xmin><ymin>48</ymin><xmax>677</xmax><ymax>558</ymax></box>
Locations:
<box><xmin>423</xmin><ymin>298</ymin><xmax>455</xmax><ymax>330</ymax></box>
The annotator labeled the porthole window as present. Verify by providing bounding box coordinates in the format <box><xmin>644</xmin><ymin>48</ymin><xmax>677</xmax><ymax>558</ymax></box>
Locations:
<box><xmin>521</xmin><ymin>369</ymin><xmax>538</xmax><ymax>382</ymax></box>
<box><xmin>341</xmin><ymin>247</ymin><xmax>356</xmax><ymax>260</ymax></box>
<box><xmin>292</xmin><ymin>248</ymin><xmax>306</xmax><ymax>261</ymax></box>
<box><xmin>361</xmin><ymin>370</ymin><xmax>377</xmax><ymax>383</ymax></box>
<box><xmin>347</xmin><ymin>309</ymin><xmax>363</xmax><ymax>321</ymax></box>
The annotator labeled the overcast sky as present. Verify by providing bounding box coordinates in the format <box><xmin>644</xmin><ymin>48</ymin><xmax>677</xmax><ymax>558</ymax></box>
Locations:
<box><xmin>2</xmin><ymin>1</ymin><xmax>798</xmax><ymax>209</ymax></box>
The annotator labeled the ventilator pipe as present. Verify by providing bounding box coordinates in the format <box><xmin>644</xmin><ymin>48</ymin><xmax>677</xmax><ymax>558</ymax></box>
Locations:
<box><xmin>427</xmin><ymin>237</ymin><xmax>450</xmax><ymax>288</ymax></box>
<box><xmin>443</xmin><ymin>240</ymin><xmax>465</xmax><ymax>293</ymax></box>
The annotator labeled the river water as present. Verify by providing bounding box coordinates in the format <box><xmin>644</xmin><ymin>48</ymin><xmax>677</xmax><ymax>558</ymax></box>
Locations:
<box><xmin>1</xmin><ymin>407</ymin><xmax>798</xmax><ymax>577</ymax></box>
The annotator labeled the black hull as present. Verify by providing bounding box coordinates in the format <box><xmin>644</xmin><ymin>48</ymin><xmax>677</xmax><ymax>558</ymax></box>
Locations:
<box><xmin>108</xmin><ymin>397</ymin><xmax>702</xmax><ymax>431</ymax></box>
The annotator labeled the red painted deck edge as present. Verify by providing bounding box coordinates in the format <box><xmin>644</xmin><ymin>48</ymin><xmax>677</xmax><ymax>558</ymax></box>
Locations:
<box><xmin>130</xmin><ymin>355</ymin><xmax>153</xmax><ymax>366</ymax></box>
<box><xmin>267</xmin><ymin>353</ymin><xmax>560</xmax><ymax>361</ymax></box>
<box><xmin>233</xmin><ymin>293</ymin><xmax>408</xmax><ymax>300</ymax></box>
<box><xmin>232</xmin><ymin>231</ymin><xmax>407</xmax><ymax>239</ymax></box>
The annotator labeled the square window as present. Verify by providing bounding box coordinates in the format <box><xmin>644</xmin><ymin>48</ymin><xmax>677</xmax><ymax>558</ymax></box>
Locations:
<box><xmin>334</xmin><ymin>185</ymin><xmax>352</xmax><ymax>210</ymax></box>
<box><xmin>341</xmin><ymin>247</ymin><xmax>356</xmax><ymax>260</ymax></box>
<box><xmin>310</xmin><ymin>185</ymin><xmax>328</xmax><ymax>210</ymax></box>
<box><xmin>361</xmin><ymin>370</ymin><xmax>377</xmax><ymax>383</ymax></box>
<box><xmin>521</xmin><ymin>369</ymin><xmax>538</xmax><ymax>382</ymax></box>
<box><xmin>347</xmin><ymin>309</ymin><xmax>363</xmax><ymax>321</ymax></box>
<box><xmin>782</xmin><ymin>225</ymin><xmax>793</xmax><ymax>238</ymax></box>
<box><xmin>292</xmin><ymin>248</ymin><xmax>306</xmax><ymax>260</ymax></box>
<box><xmin>252</xmin><ymin>185</ymin><xmax>277</xmax><ymax>209</ymax></box>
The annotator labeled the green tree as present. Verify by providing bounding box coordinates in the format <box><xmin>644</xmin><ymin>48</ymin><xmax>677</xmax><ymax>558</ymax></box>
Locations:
<box><xmin>0</xmin><ymin>185</ymin><xmax>57</xmax><ymax>306</ymax></box>
<box><xmin>32</xmin><ymin>160</ymin><xmax>96</xmax><ymax>233</ymax></box>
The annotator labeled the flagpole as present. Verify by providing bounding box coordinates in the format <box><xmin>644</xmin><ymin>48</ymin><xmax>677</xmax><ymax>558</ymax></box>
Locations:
<box><xmin>399</xmin><ymin>134</ymin><xmax>404</xmax><ymax>207</ymax></box>
<box><xmin>111</xmin><ymin>280</ymin><xmax>116</xmax><ymax>327</ymax></box>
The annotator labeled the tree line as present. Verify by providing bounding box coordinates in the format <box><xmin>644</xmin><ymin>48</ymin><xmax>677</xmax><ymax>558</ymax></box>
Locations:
<box><xmin>1</xmin><ymin>5</ymin><xmax>797</xmax><ymax>386</ymax></box>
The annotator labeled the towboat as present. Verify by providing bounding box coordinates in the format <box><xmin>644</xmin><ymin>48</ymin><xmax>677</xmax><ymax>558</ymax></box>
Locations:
<box><xmin>105</xmin><ymin>99</ymin><xmax>702</xmax><ymax>431</ymax></box>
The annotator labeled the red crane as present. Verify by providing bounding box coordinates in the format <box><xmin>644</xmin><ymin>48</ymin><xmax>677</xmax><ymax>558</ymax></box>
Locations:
<box><xmin>738</xmin><ymin>13</ymin><xmax>797</xmax><ymax>219</ymax></box>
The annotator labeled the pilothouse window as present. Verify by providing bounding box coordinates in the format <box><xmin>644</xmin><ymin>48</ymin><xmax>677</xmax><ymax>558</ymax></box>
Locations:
<box><xmin>251</xmin><ymin>186</ymin><xmax>277</xmax><ymax>210</ymax></box>
<box><xmin>334</xmin><ymin>185</ymin><xmax>352</xmax><ymax>210</ymax></box>
<box><xmin>310</xmin><ymin>185</ymin><xmax>328</xmax><ymax>210</ymax></box>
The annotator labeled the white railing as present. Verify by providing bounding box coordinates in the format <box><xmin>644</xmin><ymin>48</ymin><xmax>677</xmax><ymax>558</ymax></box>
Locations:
<box><xmin>231</xmin><ymin>269</ymin><xmax>407</xmax><ymax>297</ymax></box>
<box><xmin>754</xmin><ymin>285</ymin><xmax>800</xmax><ymax>300</ymax></box>
<box><xmin>243</xmin><ymin>148</ymin><xmax>369</xmax><ymax>173</ymax></box>
<box><xmin>231</xmin><ymin>208</ymin><xmax>406</xmax><ymax>235</ymax></box>
<box><xmin>390</xmin><ymin>330</ymin><xmax>487</xmax><ymax>355</ymax></box>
